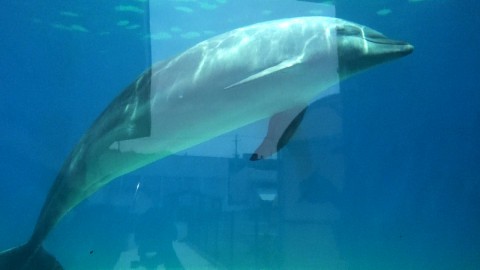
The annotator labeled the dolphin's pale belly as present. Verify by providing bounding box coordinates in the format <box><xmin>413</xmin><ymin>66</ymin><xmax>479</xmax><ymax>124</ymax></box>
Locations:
<box><xmin>118</xmin><ymin>81</ymin><xmax>303</xmax><ymax>151</ymax></box>
<box><xmin>99</xmin><ymin>64</ymin><xmax>338</xmax><ymax>181</ymax></box>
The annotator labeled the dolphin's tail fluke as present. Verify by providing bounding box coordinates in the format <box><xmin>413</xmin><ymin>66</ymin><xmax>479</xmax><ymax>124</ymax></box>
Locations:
<box><xmin>0</xmin><ymin>244</ymin><xmax>63</xmax><ymax>270</ymax></box>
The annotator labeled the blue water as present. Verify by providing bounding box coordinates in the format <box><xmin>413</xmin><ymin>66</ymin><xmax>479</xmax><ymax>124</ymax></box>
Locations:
<box><xmin>1</xmin><ymin>1</ymin><xmax>479</xmax><ymax>269</ymax></box>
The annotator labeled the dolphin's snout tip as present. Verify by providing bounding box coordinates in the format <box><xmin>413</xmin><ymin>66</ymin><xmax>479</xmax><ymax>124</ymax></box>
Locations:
<box><xmin>405</xmin><ymin>43</ymin><xmax>414</xmax><ymax>54</ymax></box>
<box><xmin>396</xmin><ymin>42</ymin><xmax>414</xmax><ymax>57</ymax></box>
<box><xmin>393</xmin><ymin>40</ymin><xmax>414</xmax><ymax>55</ymax></box>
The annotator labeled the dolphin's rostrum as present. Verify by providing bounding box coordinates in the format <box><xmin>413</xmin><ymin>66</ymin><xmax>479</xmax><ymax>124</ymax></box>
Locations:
<box><xmin>0</xmin><ymin>16</ymin><xmax>413</xmax><ymax>269</ymax></box>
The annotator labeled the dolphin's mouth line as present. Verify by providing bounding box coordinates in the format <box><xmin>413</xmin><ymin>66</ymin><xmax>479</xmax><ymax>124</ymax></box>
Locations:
<box><xmin>363</xmin><ymin>37</ymin><xmax>410</xmax><ymax>46</ymax></box>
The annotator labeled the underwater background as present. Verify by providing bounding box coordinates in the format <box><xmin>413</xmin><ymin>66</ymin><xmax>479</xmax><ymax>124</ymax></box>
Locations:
<box><xmin>1</xmin><ymin>0</ymin><xmax>479</xmax><ymax>269</ymax></box>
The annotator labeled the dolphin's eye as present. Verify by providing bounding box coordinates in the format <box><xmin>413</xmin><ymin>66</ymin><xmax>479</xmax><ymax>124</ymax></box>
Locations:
<box><xmin>365</xmin><ymin>30</ymin><xmax>387</xmax><ymax>39</ymax></box>
<box><xmin>336</xmin><ymin>25</ymin><xmax>361</xmax><ymax>36</ymax></box>
<box><xmin>336</xmin><ymin>25</ymin><xmax>347</xmax><ymax>35</ymax></box>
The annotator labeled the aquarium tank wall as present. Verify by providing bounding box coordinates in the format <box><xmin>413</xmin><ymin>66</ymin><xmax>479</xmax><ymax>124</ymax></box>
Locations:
<box><xmin>0</xmin><ymin>1</ymin><xmax>479</xmax><ymax>269</ymax></box>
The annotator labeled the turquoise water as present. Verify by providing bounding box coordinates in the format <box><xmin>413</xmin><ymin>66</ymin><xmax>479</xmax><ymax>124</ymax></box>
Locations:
<box><xmin>1</xmin><ymin>1</ymin><xmax>479</xmax><ymax>269</ymax></box>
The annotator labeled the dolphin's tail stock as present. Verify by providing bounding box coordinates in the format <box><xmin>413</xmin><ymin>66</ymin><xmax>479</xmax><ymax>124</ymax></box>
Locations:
<box><xmin>0</xmin><ymin>243</ymin><xmax>63</xmax><ymax>270</ymax></box>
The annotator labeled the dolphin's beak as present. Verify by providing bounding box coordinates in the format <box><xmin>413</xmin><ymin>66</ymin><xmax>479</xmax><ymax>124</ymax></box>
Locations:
<box><xmin>365</xmin><ymin>35</ymin><xmax>414</xmax><ymax>57</ymax></box>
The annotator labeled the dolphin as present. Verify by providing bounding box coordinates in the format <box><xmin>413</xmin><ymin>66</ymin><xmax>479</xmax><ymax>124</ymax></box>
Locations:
<box><xmin>0</xmin><ymin>16</ymin><xmax>413</xmax><ymax>269</ymax></box>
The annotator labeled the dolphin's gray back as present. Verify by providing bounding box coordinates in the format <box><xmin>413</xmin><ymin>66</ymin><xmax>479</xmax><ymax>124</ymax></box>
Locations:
<box><xmin>150</xmin><ymin>17</ymin><xmax>339</xmax><ymax>99</ymax></box>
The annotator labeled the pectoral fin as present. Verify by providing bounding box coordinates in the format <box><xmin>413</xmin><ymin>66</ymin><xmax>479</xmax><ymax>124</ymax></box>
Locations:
<box><xmin>250</xmin><ymin>106</ymin><xmax>307</xmax><ymax>161</ymax></box>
